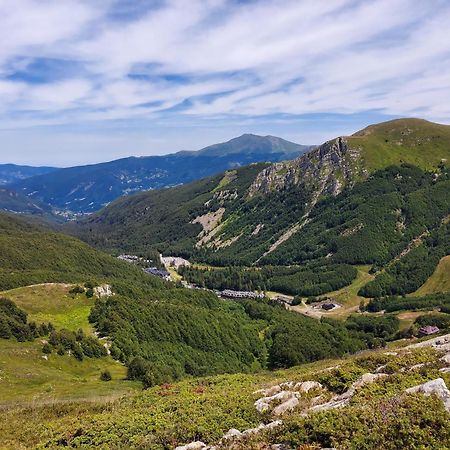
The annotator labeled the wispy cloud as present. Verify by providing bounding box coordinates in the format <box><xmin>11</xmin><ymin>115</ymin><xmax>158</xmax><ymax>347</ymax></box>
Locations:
<box><xmin>0</xmin><ymin>0</ymin><xmax>449</xmax><ymax>164</ymax></box>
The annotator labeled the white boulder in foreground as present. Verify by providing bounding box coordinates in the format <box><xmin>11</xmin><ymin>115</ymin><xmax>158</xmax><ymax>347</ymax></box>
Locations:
<box><xmin>175</xmin><ymin>441</ymin><xmax>207</xmax><ymax>450</ymax></box>
<box><xmin>405</xmin><ymin>378</ymin><xmax>450</xmax><ymax>412</ymax></box>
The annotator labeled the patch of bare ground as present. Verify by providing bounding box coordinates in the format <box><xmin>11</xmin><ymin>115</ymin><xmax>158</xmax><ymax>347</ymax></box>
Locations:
<box><xmin>191</xmin><ymin>208</ymin><xmax>225</xmax><ymax>247</ymax></box>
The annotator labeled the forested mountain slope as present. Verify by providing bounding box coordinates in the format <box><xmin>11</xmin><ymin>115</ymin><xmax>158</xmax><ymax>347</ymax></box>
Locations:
<box><xmin>70</xmin><ymin>119</ymin><xmax>450</xmax><ymax>269</ymax></box>
<box><xmin>0</xmin><ymin>187</ymin><xmax>54</xmax><ymax>217</ymax></box>
<box><xmin>0</xmin><ymin>212</ymin><xmax>164</xmax><ymax>291</ymax></box>
<box><xmin>10</xmin><ymin>134</ymin><xmax>309</xmax><ymax>213</ymax></box>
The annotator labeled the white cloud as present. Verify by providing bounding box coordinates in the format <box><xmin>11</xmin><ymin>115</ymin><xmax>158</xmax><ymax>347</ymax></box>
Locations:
<box><xmin>0</xmin><ymin>0</ymin><xmax>450</xmax><ymax>163</ymax></box>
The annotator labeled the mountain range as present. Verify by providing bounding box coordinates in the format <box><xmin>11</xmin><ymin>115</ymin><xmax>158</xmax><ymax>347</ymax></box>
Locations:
<box><xmin>69</xmin><ymin>118</ymin><xmax>450</xmax><ymax>300</ymax></box>
<box><xmin>6</xmin><ymin>134</ymin><xmax>310</xmax><ymax>214</ymax></box>
<box><xmin>71</xmin><ymin>119</ymin><xmax>448</xmax><ymax>245</ymax></box>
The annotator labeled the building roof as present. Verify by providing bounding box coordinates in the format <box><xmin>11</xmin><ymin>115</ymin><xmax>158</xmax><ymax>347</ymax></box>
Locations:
<box><xmin>321</xmin><ymin>303</ymin><xmax>336</xmax><ymax>310</ymax></box>
<box><xmin>419</xmin><ymin>325</ymin><xmax>440</xmax><ymax>335</ymax></box>
<box><xmin>145</xmin><ymin>267</ymin><xmax>170</xmax><ymax>277</ymax></box>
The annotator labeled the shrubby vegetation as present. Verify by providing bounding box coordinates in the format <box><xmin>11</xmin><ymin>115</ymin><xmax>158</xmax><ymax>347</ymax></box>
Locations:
<box><xmin>47</xmin><ymin>328</ymin><xmax>107</xmax><ymax>360</ymax></box>
<box><xmin>344</xmin><ymin>314</ymin><xmax>400</xmax><ymax>347</ymax></box>
<box><xmin>1</xmin><ymin>345</ymin><xmax>447</xmax><ymax>450</ymax></box>
<box><xmin>0</xmin><ymin>294</ymin><xmax>106</xmax><ymax>360</ymax></box>
<box><xmin>0</xmin><ymin>297</ymin><xmax>52</xmax><ymax>341</ymax></box>
<box><xmin>179</xmin><ymin>263</ymin><xmax>357</xmax><ymax>296</ymax></box>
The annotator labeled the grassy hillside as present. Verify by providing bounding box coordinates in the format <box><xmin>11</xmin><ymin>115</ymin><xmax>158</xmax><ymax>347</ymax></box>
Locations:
<box><xmin>414</xmin><ymin>255</ymin><xmax>450</xmax><ymax>295</ymax></box>
<box><xmin>1</xmin><ymin>284</ymin><xmax>94</xmax><ymax>332</ymax></box>
<box><xmin>351</xmin><ymin>118</ymin><xmax>450</xmax><ymax>172</ymax></box>
<box><xmin>1</xmin><ymin>342</ymin><xmax>450</xmax><ymax>449</ymax></box>
<box><xmin>0</xmin><ymin>338</ymin><xmax>137</xmax><ymax>405</ymax></box>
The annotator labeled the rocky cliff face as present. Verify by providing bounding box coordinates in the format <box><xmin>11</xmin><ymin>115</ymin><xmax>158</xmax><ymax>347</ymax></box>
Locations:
<box><xmin>248</xmin><ymin>137</ymin><xmax>365</xmax><ymax>201</ymax></box>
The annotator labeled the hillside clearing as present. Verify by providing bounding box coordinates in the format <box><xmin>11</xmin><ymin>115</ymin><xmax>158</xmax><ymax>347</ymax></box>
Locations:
<box><xmin>0</xmin><ymin>284</ymin><xmax>94</xmax><ymax>332</ymax></box>
<box><xmin>413</xmin><ymin>255</ymin><xmax>450</xmax><ymax>296</ymax></box>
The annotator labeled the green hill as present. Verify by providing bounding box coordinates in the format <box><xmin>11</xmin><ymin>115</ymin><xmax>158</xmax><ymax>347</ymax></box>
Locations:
<box><xmin>0</xmin><ymin>212</ymin><xmax>164</xmax><ymax>291</ymax></box>
<box><xmin>414</xmin><ymin>255</ymin><xmax>450</xmax><ymax>295</ymax></box>
<box><xmin>2</xmin><ymin>119</ymin><xmax>450</xmax><ymax>449</ymax></box>
<box><xmin>1</xmin><ymin>212</ymin><xmax>383</xmax><ymax>393</ymax></box>
<box><xmin>351</xmin><ymin>118</ymin><xmax>450</xmax><ymax>172</ymax></box>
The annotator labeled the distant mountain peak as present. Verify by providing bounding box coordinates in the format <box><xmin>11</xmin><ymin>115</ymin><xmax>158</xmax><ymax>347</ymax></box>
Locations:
<box><xmin>7</xmin><ymin>134</ymin><xmax>311</xmax><ymax>215</ymax></box>
<box><xmin>196</xmin><ymin>133</ymin><xmax>311</xmax><ymax>157</ymax></box>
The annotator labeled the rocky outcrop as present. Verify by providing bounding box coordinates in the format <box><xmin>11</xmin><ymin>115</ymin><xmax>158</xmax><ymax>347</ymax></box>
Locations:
<box><xmin>175</xmin><ymin>421</ymin><xmax>283</xmax><ymax>450</ymax></box>
<box><xmin>175</xmin><ymin>350</ymin><xmax>450</xmax><ymax>450</ymax></box>
<box><xmin>93</xmin><ymin>284</ymin><xmax>113</xmax><ymax>298</ymax></box>
<box><xmin>247</xmin><ymin>137</ymin><xmax>364</xmax><ymax>256</ymax></box>
<box><xmin>255</xmin><ymin>390</ymin><xmax>299</xmax><ymax>414</ymax></box>
<box><xmin>248</xmin><ymin>137</ymin><xmax>363</xmax><ymax>199</ymax></box>
<box><xmin>191</xmin><ymin>208</ymin><xmax>226</xmax><ymax>248</ymax></box>
<box><xmin>405</xmin><ymin>378</ymin><xmax>450</xmax><ymax>412</ymax></box>
<box><xmin>307</xmin><ymin>373</ymin><xmax>387</xmax><ymax>414</ymax></box>
<box><xmin>177</xmin><ymin>354</ymin><xmax>450</xmax><ymax>450</ymax></box>
<box><xmin>175</xmin><ymin>442</ymin><xmax>207</xmax><ymax>450</ymax></box>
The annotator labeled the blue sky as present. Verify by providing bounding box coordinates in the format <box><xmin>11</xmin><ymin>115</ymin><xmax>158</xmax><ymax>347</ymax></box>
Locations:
<box><xmin>1</xmin><ymin>0</ymin><xmax>449</xmax><ymax>166</ymax></box>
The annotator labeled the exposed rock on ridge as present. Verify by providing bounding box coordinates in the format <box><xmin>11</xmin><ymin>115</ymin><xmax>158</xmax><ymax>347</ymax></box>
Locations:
<box><xmin>248</xmin><ymin>137</ymin><xmax>364</xmax><ymax>199</ymax></box>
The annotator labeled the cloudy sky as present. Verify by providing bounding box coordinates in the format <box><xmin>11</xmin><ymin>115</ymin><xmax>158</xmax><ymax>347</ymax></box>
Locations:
<box><xmin>1</xmin><ymin>0</ymin><xmax>450</xmax><ymax>166</ymax></box>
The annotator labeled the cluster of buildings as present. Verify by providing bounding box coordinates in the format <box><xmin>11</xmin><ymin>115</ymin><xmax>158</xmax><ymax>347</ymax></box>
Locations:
<box><xmin>117</xmin><ymin>254</ymin><xmax>172</xmax><ymax>281</ymax></box>
<box><xmin>272</xmin><ymin>295</ymin><xmax>293</xmax><ymax>305</ymax></box>
<box><xmin>117</xmin><ymin>254</ymin><xmax>151</xmax><ymax>264</ymax></box>
<box><xmin>220</xmin><ymin>289</ymin><xmax>265</xmax><ymax>300</ymax></box>
<box><xmin>144</xmin><ymin>267</ymin><xmax>171</xmax><ymax>281</ymax></box>
<box><xmin>160</xmin><ymin>256</ymin><xmax>191</xmax><ymax>269</ymax></box>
